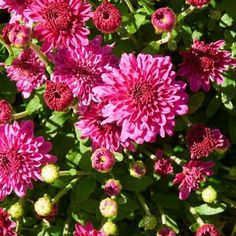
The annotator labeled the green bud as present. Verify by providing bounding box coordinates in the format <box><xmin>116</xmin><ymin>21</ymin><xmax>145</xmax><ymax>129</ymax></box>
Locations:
<box><xmin>139</xmin><ymin>215</ymin><xmax>157</xmax><ymax>230</ymax></box>
<box><xmin>202</xmin><ymin>186</ymin><xmax>217</xmax><ymax>203</ymax></box>
<box><xmin>8</xmin><ymin>202</ymin><xmax>24</xmax><ymax>219</ymax></box>
<box><xmin>34</xmin><ymin>194</ymin><xmax>53</xmax><ymax>217</ymax></box>
<box><xmin>41</xmin><ymin>164</ymin><xmax>59</xmax><ymax>183</ymax></box>
<box><xmin>168</xmin><ymin>40</ymin><xmax>177</xmax><ymax>51</ymax></box>
<box><xmin>129</xmin><ymin>161</ymin><xmax>146</xmax><ymax>178</ymax></box>
<box><xmin>102</xmin><ymin>221</ymin><xmax>117</xmax><ymax>235</ymax></box>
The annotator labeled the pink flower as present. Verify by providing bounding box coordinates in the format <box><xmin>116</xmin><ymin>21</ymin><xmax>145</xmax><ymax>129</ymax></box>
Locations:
<box><xmin>75</xmin><ymin>103</ymin><xmax>134</xmax><ymax>152</ymax></box>
<box><xmin>0</xmin><ymin>120</ymin><xmax>56</xmax><ymax>200</ymax></box>
<box><xmin>173</xmin><ymin>160</ymin><xmax>215</xmax><ymax>200</ymax></box>
<box><xmin>154</xmin><ymin>149</ymin><xmax>173</xmax><ymax>176</ymax></box>
<box><xmin>6</xmin><ymin>48</ymin><xmax>47</xmax><ymax>98</ymax></box>
<box><xmin>0</xmin><ymin>100</ymin><xmax>12</xmax><ymax>124</ymax></box>
<box><xmin>186</xmin><ymin>0</ymin><xmax>210</xmax><ymax>8</ymax></box>
<box><xmin>93</xmin><ymin>1</ymin><xmax>121</xmax><ymax>33</ymax></box>
<box><xmin>44</xmin><ymin>81</ymin><xmax>73</xmax><ymax>111</ymax></box>
<box><xmin>178</xmin><ymin>39</ymin><xmax>236</xmax><ymax>92</ymax></box>
<box><xmin>187</xmin><ymin>124</ymin><xmax>230</xmax><ymax>159</ymax></box>
<box><xmin>157</xmin><ymin>227</ymin><xmax>176</xmax><ymax>236</ymax></box>
<box><xmin>151</xmin><ymin>7</ymin><xmax>176</xmax><ymax>33</ymax></box>
<box><xmin>196</xmin><ymin>224</ymin><xmax>220</xmax><ymax>236</ymax></box>
<box><xmin>91</xmin><ymin>148</ymin><xmax>115</xmax><ymax>173</ymax></box>
<box><xmin>104</xmin><ymin>179</ymin><xmax>122</xmax><ymax>197</ymax></box>
<box><xmin>74</xmin><ymin>222</ymin><xmax>107</xmax><ymax>236</ymax></box>
<box><xmin>129</xmin><ymin>161</ymin><xmax>146</xmax><ymax>178</ymax></box>
<box><xmin>93</xmin><ymin>53</ymin><xmax>188</xmax><ymax>144</ymax></box>
<box><xmin>0</xmin><ymin>208</ymin><xmax>17</xmax><ymax>236</ymax></box>
<box><xmin>24</xmin><ymin>0</ymin><xmax>92</xmax><ymax>52</ymax></box>
<box><xmin>52</xmin><ymin>35</ymin><xmax>117</xmax><ymax>112</ymax></box>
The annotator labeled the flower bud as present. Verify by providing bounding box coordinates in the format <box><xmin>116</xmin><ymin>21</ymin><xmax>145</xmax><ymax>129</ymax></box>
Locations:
<box><xmin>34</xmin><ymin>194</ymin><xmax>53</xmax><ymax>217</ymax></box>
<box><xmin>41</xmin><ymin>164</ymin><xmax>59</xmax><ymax>184</ymax></box>
<box><xmin>104</xmin><ymin>179</ymin><xmax>122</xmax><ymax>197</ymax></box>
<box><xmin>201</xmin><ymin>186</ymin><xmax>217</xmax><ymax>203</ymax></box>
<box><xmin>99</xmin><ymin>198</ymin><xmax>118</xmax><ymax>218</ymax></box>
<box><xmin>139</xmin><ymin>215</ymin><xmax>157</xmax><ymax>230</ymax></box>
<box><xmin>129</xmin><ymin>161</ymin><xmax>146</xmax><ymax>178</ymax></box>
<box><xmin>102</xmin><ymin>221</ymin><xmax>117</xmax><ymax>235</ymax></box>
<box><xmin>151</xmin><ymin>7</ymin><xmax>176</xmax><ymax>33</ymax></box>
<box><xmin>157</xmin><ymin>227</ymin><xmax>176</xmax><ymax>236</ymax></box>
<box><xmin>92</xmin><ymin>148</ymin><xmax>115</xmax><ymax>173</ymax></box>
<box><xmin>196</xmin><ymin>224</ymin><xmax>220</xmax><ymax>236</ymax></box>
<box><xmin>0</xmin><ymin>100</ymin><xmax>13</xmax><ymax>124</ymax></box>
<box><xmin>186</xmin><ymin>0</ymin><xmax>210</xmax><ymax>8</ymax></box>
<box><xmin>8</xmin><ymin>202</ymin><xmax>24</xmax><ymax>219</ymax></box>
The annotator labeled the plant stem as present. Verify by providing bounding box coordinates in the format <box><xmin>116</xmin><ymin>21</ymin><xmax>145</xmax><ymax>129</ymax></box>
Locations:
<box><xmin>169</xmin><ymin>155</ymin><xmax>186</xmax><ymax>165</ymax></box>
<box><xmin>59</xmin><ymin>170</ymin><xmax>92</xmax><ymax>176</ymax></box>
<box><xmin>182</xmin><ymin>115</ymin><xmax>192</xmax><ymax>126</ymax></box>
<box><xmin>156</xmin><ymin>32</ymin><xmax>172</xmax><ymax>45</ymax></box>
<box><xmin>52</xmin><ymin>178</ymin><xmax>79</xmax><ymax>204</ymax></box>
<box><xmin>0</xmin><ymin>35</ymin><xmax>13</xmax><ymax>56</ymax></box>
<box><xmin>123</xmin><ymin>0</ymin><xmax>135</xmax><ymax>13</ymax></box>
<box><xmin>142</xmin><ymin>150</ymin><xmax>156</xmax><ymax>160</ymax></box>
<box><xmin>158</xmin><ymin>206</ymin><xmax>167</xmax><ymax>225</ymax></box>
<box><xmin>135</xmin><ymin>192</ymin><xmax>151</xmax><ymax>216</ymax></box>
<box><xmin>63</xmin><ymin>204</ymin><xmax>72</xmax><ymax>236</ymax></box>
<box><xmin>13</xmin><ymin>111</ymin><xmax>29</xmax><ymax>120</ymax></box>
<box><xmin>177</xmin><ymin>6</ymin><xmax>195</xmax><ymax>21</ymax></box>
<box><xmin>223</xmin><ymin>198</ymin><xmax>236</xmax><ymax>209</ymax></box>
<box><xmin>184</xmin><ymin>202</ymin><xmax>204</xmax><ymax>226</ymax></box>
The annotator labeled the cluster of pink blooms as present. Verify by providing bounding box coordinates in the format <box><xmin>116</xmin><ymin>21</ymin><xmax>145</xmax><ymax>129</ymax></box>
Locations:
<box><xmin>74</xmin><ymin>222</ymin><xmax>107</xmax><ymax>236</ymax></box>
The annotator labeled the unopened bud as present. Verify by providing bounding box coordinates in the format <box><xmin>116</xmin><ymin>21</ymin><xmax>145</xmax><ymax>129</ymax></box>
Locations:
<box><xmin>102</xmin><ymin>221</ymin><xmax>117</xmax><ymax>235</ymax></box>
<box><xmin>139</xmin><ymin>215</ymin><xmax>157</xmax><ymax>230</ymax></box>
<box><xmin>41</xmin><ymin>164</ymin><xmax>59</xmax><ymax>184</ymax></box>
<box><xmin>129</xmin><ymin>161</ymin><xmax>146</xmax><ymax>178</ymax></box>
<box><xmin>99</xmin><ymin>198</ymin><xmax>118</xmax><ymax>218</ymax></box>
<box><xmin>34</xmin><ymin>194</ymin><xmax>53</xmax><ymax>217</ymax></box>
<box><xmin>202</xmin><ymin>186</ymin><xmax>217</xmax><ymax>203</ymax></box>
<box><xmin>8</xmin><ymin>202</ymin><xmax>24</xmax><ymax>219</ymax></box>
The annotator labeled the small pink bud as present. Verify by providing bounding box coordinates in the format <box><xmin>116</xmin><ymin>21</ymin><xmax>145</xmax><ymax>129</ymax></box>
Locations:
<box><xmin>129</xmin><ymin>161</ymin><xmax>146</xmax><ymax>178</ymax></box>
<box><xmin>104</xmin><ymin>179</ymin><xmax>122</xmax><ymax>197</ymax></box>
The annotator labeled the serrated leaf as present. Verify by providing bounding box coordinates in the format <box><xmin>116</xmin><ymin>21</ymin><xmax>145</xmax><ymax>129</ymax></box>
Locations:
<box><xmin>194</xmin><ymin>203</ymin><xmax>227</xmax><ymax>215</ymax></box>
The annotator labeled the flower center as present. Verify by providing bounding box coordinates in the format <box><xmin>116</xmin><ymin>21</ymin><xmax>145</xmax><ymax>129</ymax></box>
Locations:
<box><xmin>43</xmin><ymin>2</ymin><xmax>72</xmax><ymax>31</ymax></box>
<box><xmin>0</xmin><ymin>151</ymin><xmax>20</xmax><ymax>175</ymax></box>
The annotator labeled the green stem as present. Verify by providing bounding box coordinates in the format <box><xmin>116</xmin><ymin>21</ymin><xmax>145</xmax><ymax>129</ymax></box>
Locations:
<box><xmin>123</xmin><ymin>0</ymin><xmax>135</xmax><ymax>13</ymax></box>
<box><xmin>184</xmin><ymin>202</ymin><xmax>204</xmax><ymax>226</ymax></box>
<box><xmin>169</xmin><ymin>155</ymin><xmax>186</xmax><ymax>165</ymax></box>
<box><xmin>59</xmin><ymin>170</ymin><xmax>92</xmax><ymax>176</ymax></box>
<box><xmin>0</xmin><ymin>35</ymin><xmax>13</xmax><ymax>56</ymax></box>
<box><xmin>142</xmin><ymin>150</ymin><xmax>156</xmax><ymax>160</ymax></box>
<box><xmin>231</xmin><ymin>223</ymin><xmax>236</xmax><ymax>236</ymax></box>
<box><xmin>177</xmin><ymin>6</ymin><xmax>195</xmax><ymax>21</ymax></box>
<box><xmin>158</xmin><ymin>206</ymin><xmax>166</xmax><ymax>225</ymax></box>
<box><xmin>63</xmin><ymin>204</ymin><xmax>72</xmax><ymax>236</ymax></box>
<box><xmin>135</xmin><ymin>192</ymin><xmax>151</xmax><ymax>216</ymax></box>
<box><xmin>52</xmin><ymin>178</ymin><xmax>79</xmax><ymax>204</ymax></box>
<box><xmin>13</xmin><ymin>111</ymin><xmax>29</xmax><ymax>120</ymax></box>
<box><xmin>223</xmin><ymin>198</ymin><xmax>236</xmax><ymax>209</ymax></box>
<box><xmin>156</xmin><ymin>32</ymin><xmax>172</xmax><ymax>45</ymax></box>
<box><xmin>124</xmin><ymin>149</ymin><xmax>134</xmax><ymax>160</ymax></box>
<box><xmin>182</xmin><ymin>115</ymin><xmax>192</xmax><ymax>126</ymax></box>
<box><xmin>128</xmin><ymin>34</ymin><xmax>140</xmax><ymax>50</ymax></box>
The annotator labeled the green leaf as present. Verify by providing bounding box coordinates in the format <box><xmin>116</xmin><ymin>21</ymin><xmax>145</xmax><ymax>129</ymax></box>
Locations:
<box><xmin>229</xmin><ymin>116</ymin><xmax>236</xmax><ymax>144</ymax></box>
<box><xmin>220</xmin><ymin>14</ymin><xmax>233</xmax><ymax>27</ymax></box>
<box><xmin>0</xmin><ymin>73</ymin><xmax>16</xmax><ymax>103</ymax></box>
<box><xmin>78</xmin><ymin>151</ymin><xmax>92</xmax><ymax>172</ymax></box>
<box><xmin>188</xmin><ymin>92</ymin><xmax>205</xmax><ymax>114</ymax></box>
<box><xmin>26</xmin><ymin>95</ymin><xmax>43</xmax><ymax>115</ymax></box>
<box><xmin>206</xmin><ymin>95</ymin><xmax>221</xmax><ymax>117</ymax></box>
<box><xmin>152</xmin><ymin>193</ymin><xmax>180</xmax><ymax>209</ymax></box>
<box><xmin>114</xmin><ymin>152</ymin><xmax>124</xmax><ymax>162</ymax></box>
<box><xmin>124</xmin><ymin>12</ymin><xmax>146</xmax><ymax>34</ymax></box>
<box><xmin>194</xmin><ymin>203</ymin><xmax>227</xmax><ymax>215</ymax></box>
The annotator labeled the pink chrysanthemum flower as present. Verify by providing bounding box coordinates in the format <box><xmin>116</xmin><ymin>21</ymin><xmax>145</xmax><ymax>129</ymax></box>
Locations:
<box><xmin>24</xmin><ymin>0</ymin><xmax>92</xmax><ymax>52</ymax></box>
<box><xmin>154</xmin><ymin>149</ymin><xmax>173</xmax><ymax>176</ymax></box>
<box><xmin>93</xmin><ymin>1</ymin><xmax>121</xmax><ymax>33</ymax></box>
<box><xmin>173</xmin><ymin>160</ymin><xmax>215</xmax><ymax>200</ymax></box>
<box><xmin>178</xmin><ymin>39</ymin><xmax>236</xmax><ymax>92</ymax></box>
<box><xmin>196</xmin><ymin>224</ymin><xmax>220</xmax><ymax>236</ymax></box>
<box><xmin>186</xmin><ymin>0</ymin><xmax>210</xmax><ymax>8</ymax></box>
<box><xmin>0</xmin><ymin>208</ymin><xmax>17</xmax><ymax>236</ymax></box>
<box><xmin>151</xmin><ymin>7</ymin><xmax>176</xmax><ymax>33</ymax></box>
<box><xmin>0</xmin><ymin>120</ymin><xmax>56</xmax><ymax>200</ymax></box>
<box><xmin>93</xmin><ymin>53</ymin><xmax>188</xmax><ymax>144</ymax></box>
<box><xmin>53</xmin><ymin>35</ymin><xmax>117</xmax><ymax>112</ymax></box>
<box><xmin>157</xmin><ymin>227</ymin><xmax>176</xmax><ymax>236</ymax></box>
<box><xmin>0</xmin><ymin>100</ymin><xmax>13</xmax><ymax>124</ymax></box>
<box><xmin>6</xmin><ymin>48</ymin><xmax>47</xmax><ymax>98</ymax></box>
<box><xmin>74</xmin><ymin>222</ymin><xmax>107</xmax><ymax>236</ymax></box>
<box><xmin>44</xmin><ymin>81</ymin><xmax>73</xmax><ymax>111</ymax></box>
<box><xmin>187</xmin><ymin>124</ymin><xmax>230</xmax><ymax>159</ymax></box>
<box><xmin>75</xmin><ymin>103</ymin><xmax>133</xmax><ymax>152</ymax></box>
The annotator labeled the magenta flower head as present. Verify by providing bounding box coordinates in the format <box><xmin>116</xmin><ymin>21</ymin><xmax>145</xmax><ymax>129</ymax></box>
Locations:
<box><xmin>178</xmin><ymin>39</ymin><xmax>236</xmax><ymax>92</ymax></box>
<box><xmin>154</xmin><ymin>149</ymin><xmax>174</xmax><ymax>176</ymax></box>
<box><xmin>24</xmin><ymin>0</ymin><xmax>93</xmax><ymax>52</ymax></box>
<box><xmin>0</xmin><ymin>120</ymin><xmax>56</xmax><ymax>200</ymax></box>
<box><xmin>75</xmin><ymin>103</ymin><xmax>134</xmax><ymax>152</ymax></box>
<box><xmin>151</xmin><ymin>7</ymin><xmax>176</xmax><ymax>33</ymax></box>
<box><xmin>0</xmin><ymin>208</ymin><xmax>17</xmax><ymax>236</ymax></box>
<box><xmin>93</xmin><ymin>1</ymin><xmax>121</xmax><ymax>33</ymax></box>
<box><xmin>93</xmin><ymin>53</ymin><xmax>188</xmax><ymax>144</ymax></box>
<box><xmin>104</xmin><ymin>179</ymin><xmax>122</xmax><ymax>197</ymax></box>
<box><xmin>173</xmin><ymin>160</ymin><xmax>215</xmax><ymax>200</ymax></box>
<box><xmin>6</xmin><ymin>48</ymin><xmax>47</xmax><ymax>98</ymax></box>
<box><xmin>0</xmin><ymin>100</ymin><xmax>13</xmax><ymax>124</ymax></box>
<box><xmin>52</xmin><ymin>35</ymin><xmax>117</xmax><ymax>112</ymax></box>
<box><xmin>8</xmin><ymin>22</ymin><xmax>31</xmax><ymax>48</ymax></box>
<box><xmin>74</xmin><ymin>222</ymin><xmax>107</xmax><ymax>236</ymax></box>
<box><xmin>2</xmin><ymin>22</ymin><xmax>18</xmax><ymax>45</ymax></box>
<box><xmin>186</xmin><ymin>0</ymin><xmax>210</xmax><ymax>8</ymax></box>
<box><xmin>196</xmin><ymin>224</ymin><xmax>220</xmax><ymax>236</ymax></box>
<box><xmin>91</xmin><ymin>148</ymin><xmax>115</xmax><ymax>173</ymax></box>
<box><xmin>187</xmin><ymin>124</ymin><xmax>230</xmax><ymax>159</ymax></box>
<box><xmin>44</xmin><ymin>81</ymin><xmax>73</xmax><ymax>111</ymax></box>
<box><xmin>129</xmin><ymin>161</ymin><xmax>146</xmax><ymax>178</ymax></box>
<box><xmin>157</xmin><ymin>227</ymin><xmax>176</xmax><ymax>236</ymax></box>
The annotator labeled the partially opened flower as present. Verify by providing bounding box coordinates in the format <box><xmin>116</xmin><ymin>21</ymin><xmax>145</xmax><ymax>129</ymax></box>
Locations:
<box><xmin>178</xmin><ymin>39</ymin><xmax>236</xmax><ymax>92</ymax></box>
<box><xmin>93</xmin><ymin>1</ymin><xmax>121</xmax><ymax>33</ymax></box>
<box><xmin>93</xmin><ymin>53</ymin><xmax>188</xmax><ymax>144</ymax></box>
<box><xmin>6</xmin><ymin>48</ymin><xmax>47</xmax><ymax>98</ymax></box>
<box><xmin>187</xmin><ymin>124</ymin><xmax>230</xmax><ymax>159</ymax></box>
<box><xmin>74</xmin><ymin>222</ymin><xmax>107</xmax><ymax>236</ymax></box>
<box><xmin>186</xmin><ymin>0</ymin><xmax>210</xmax><ymax>8</ymax></box>
<box><xmin>157</xmin><ymin>227</ymin><xmax>176</xmax><ymax>236</ymax></box>
<box><xmin>0</xmin><ymin>120</ymin><xmax>56</xmax><ymax>200</ymax></box>
<box><xmin>173</xmin><ymin>160</ymin><xmax>215</xmax><ymax>200</ymax></box>
<box><xmin>0</xmin><ymin>100</ymin><xmax>12</xmax><ymax>124</ymax></box>
<box><xmin>104</xmin><ymin>179</ymin><xmax>122</xmax><ymax>196</ymax></box>
<box><xmin>196</xmin><ymin>224</ymin><xmax>220</xmax><ymax>236</ymax></box>
<box><xmin>0</xmin><ymin>208</ymin><xmax>17</xmax><ymax>236</ymax></box>
<box><xmin>24</xmin><ymin>0</ymin><xmax>92</xmax><ymax>52</ymax></box>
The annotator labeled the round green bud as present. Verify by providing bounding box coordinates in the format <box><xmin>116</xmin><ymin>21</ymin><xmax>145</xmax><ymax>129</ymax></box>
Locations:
<box><xmin>8</xmin><ymin>202</ymin><xmax>24</xmax><ymax>219</ymax></box>
<box><xmin>41</xmin><ymin>164</ymin><xmax>59</xmax><ymax>184</ymax></box>
<box><xmin>202</xmin><ymin>186</ymin><xmax>217</xmax><ymax>203</ymax></box>
<box><xmin>34</xmin><ymin>194</ymin><xmax>53</xmax><ymax>217</ymax></box>
<box><xmin>140</xmin><ymin>215</ymin><xmax>157</xmax><ymax>230</ymax></box>
<box><xmin>102</xmin><ymin>221</ymin><xmax>117</xmax><ymax>235</ymax></box>
<box><xmin>99</xmin><ymin>198</ymin><xmax>118</xmax><ymax>218</ymax></box>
